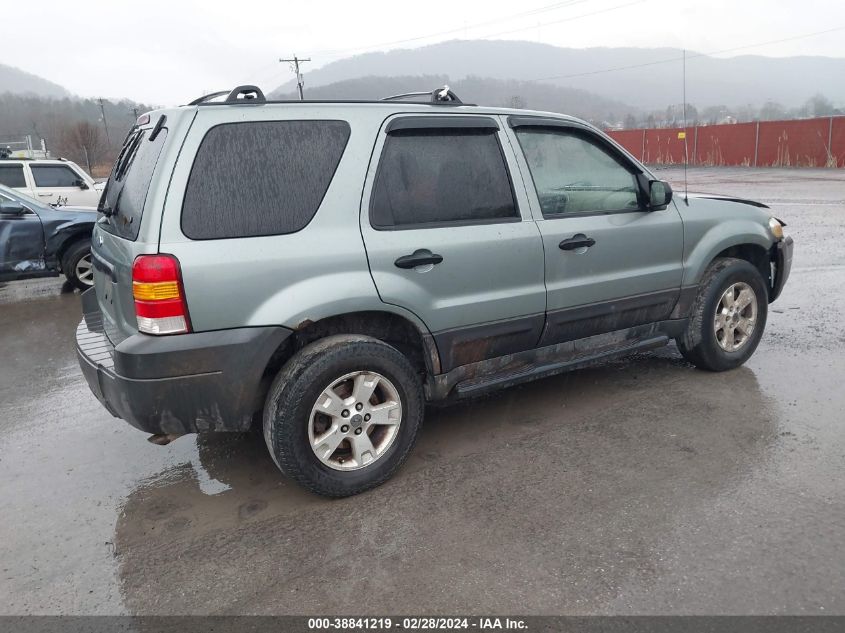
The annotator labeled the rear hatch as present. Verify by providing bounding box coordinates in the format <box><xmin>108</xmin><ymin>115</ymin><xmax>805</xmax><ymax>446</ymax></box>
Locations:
<box><xmin>91</xmin><ymin>116</ymin><xmax>172</xmax><ymax>344</ymax></box>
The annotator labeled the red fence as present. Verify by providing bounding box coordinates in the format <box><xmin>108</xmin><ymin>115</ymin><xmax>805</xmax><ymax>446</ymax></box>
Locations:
<box><xmin>607</xmin><ymin>116</ymin><xmax>845</xmax><ymax>168</ymax></box>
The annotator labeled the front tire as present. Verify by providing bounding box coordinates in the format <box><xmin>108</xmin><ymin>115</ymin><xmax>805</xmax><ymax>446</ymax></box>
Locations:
<box><xmin>62</xmin><ymin>239</ymin><xmax>93</xmax><ymax>290</ymax></box>
<box><xmin>263</xmin><ymin>335</ymin><xmax>424</xmax><ymax>497</ymax></box>
<box><xmin>676</xmin><ymin>257</ymin><xmax>768</xmax><ymax>371</ymax></box>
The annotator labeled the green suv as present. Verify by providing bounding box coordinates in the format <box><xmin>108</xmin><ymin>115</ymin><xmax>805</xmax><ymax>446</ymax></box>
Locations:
<box><xmin>76</xmin><ymin>86</ymin><xmax>793</xmax><ymax>496</ymax></box>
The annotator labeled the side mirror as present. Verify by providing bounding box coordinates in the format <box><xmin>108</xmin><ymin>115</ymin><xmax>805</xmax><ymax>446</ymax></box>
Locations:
<box><xmin>0</xmin><ymin>200</ymin><xmax>26</xmax><ymax>216</ymax></box>
<box><xmin>75</xmin><ymin>179</ymin><xmax>90</xmax><ymax>190</ymax></box>
<box><xmin>648</xmin><ymin>180</ymin><xmax>673</xmax><ymax>210</ymax></box>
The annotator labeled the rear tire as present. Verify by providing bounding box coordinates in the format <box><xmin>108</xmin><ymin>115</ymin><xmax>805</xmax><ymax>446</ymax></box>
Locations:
<box><xmin>62</xmin><ymin>239</ymin><xmax>93</xmax><ymax>290</ymax></box>
<box><xmin>676</xmin><ymin>257</ymin><xmax>768</xmax><ymax>371</ymax></box>
<box><xmin>263</xmin><ymin>334</ymin><xmax>424</xmax><ymax>497</ymax></box>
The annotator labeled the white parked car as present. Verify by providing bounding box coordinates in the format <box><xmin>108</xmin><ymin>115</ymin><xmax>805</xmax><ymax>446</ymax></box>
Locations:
<box><xmin>0</xmin><ymin>158</ymin><xmax>101</xmax><ymax>208</ymax></box>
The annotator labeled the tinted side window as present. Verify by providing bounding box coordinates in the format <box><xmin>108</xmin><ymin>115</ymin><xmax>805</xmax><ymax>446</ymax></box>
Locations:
<box><xmin>0</xmin><ymin>165</ymin><xmax>26</xmax><ymax>188</ymax></box>
<box><xmin>181</xmin><ymin>120</ymin><xmax>351</xmax><ymax>240</ymax></box>
<box><xmin>516</xmin><ymin>129</ymin><xmax>640</xmax><ymax>216</ymax></box>
<box><xmin>31</xmin><ymin>165</ymin><xmax>80</xmax><ymax>187</ymax></box>
<box><xmin>371</xmin><ymin>129</ymin><xmax>518</xmax><ymax>229</ymax></box>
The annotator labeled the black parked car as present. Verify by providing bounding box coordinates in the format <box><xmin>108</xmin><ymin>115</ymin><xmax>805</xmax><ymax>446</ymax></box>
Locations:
<box><xmin>0</xmin><ymin>184</ymin><xmax>96</xmax><ymax>289</ymax></box>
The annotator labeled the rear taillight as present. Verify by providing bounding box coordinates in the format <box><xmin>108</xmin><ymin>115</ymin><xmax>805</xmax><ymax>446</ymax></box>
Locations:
<box><xmin>132</xmin><ymin>254</ymin><xmax>191</xmax><ymax>335</ymax></box>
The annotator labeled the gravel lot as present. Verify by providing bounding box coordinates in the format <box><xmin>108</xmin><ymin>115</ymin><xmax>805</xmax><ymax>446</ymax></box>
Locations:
<box><xmin>1</xmin><ymin>167</ymin><xmax>843</xmax><ymax>615</ymax></box>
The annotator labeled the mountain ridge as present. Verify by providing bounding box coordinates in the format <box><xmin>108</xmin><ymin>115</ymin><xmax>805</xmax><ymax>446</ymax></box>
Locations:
<box><xmin>271</xmin><ymin>74</ymin><xmax>633</xmax><ymax>121</ymax></box>
<box><xmin>0</xmin><ymin>63</ymin><xmax>69</xmax><ymax>98</ymax></box>
<box><xmin>270</xmin><ymin>40</ymin><xmax>845</xmax><ymax>109</ymax></box>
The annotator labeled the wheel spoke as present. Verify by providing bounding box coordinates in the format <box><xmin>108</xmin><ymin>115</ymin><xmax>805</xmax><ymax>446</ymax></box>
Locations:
<box><xmin>723</xmin><ymin>326</ymin><xmax>735</xmax><ymax>351</ymax></box>
<box><xmin>368</xmin><ymin>401</ymin><xmax>401</xmax><ymax>426</ymax></box>
<box><xmin>312</xmin><ymin>426</ymin><xmax>344</xmax><ymax>460</ymax></box>
<box><xmin>721</xmin><ymin>286</ymin><xmax>736</xmax><ymax>308</ymax></box>
<box><xmin>736</xmin><ymin>288</ymin><xmax>755</xmax><ymax>311</ymax></box>
<box><xmin>315</xmin><ymin>387</ymin><xmax>346</xmax><ymax>418</ymax></box>
<box><xmin>352</xmin><ymin>373</ymin><xmax>380</xmax><ymax>405</ymax></box>
<box><xmin>736</xmin><ymin>318</ymin><xmax>754</xmax><ymax>336</ymax></box>
<box><xmin>350</xmin><ymin>432</ymin><xmax>377</xmax><ymax>467</ymax></box>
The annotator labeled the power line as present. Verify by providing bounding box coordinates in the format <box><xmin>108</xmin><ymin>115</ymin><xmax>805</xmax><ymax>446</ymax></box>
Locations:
<box><xmin>473</xmin><ymin>0</ymin><xmax>645</xmax><ymax>40</ymax></box>
<box><xmin>279</xmin><ymin>55</ymin><xmax>311</xmax><ymax>100</ymax></box>
<box><xmin>302</xmin><ymin>0</ymin><xmax>592</xmax><ymax>58</ymax></box>
<box><xmin>250</xmin><ymin>0</ymin><xmax>641</xmax><ymax>90</ymax></box>
<box><xmin>525</xmin><ymin>25</ymin><xmax>845</xmax><ymax>83</ymax></box>
<box><xmin>243</xmin><ymin>0</ymin><xmax>594</xmax><ymax>86</ymax></box>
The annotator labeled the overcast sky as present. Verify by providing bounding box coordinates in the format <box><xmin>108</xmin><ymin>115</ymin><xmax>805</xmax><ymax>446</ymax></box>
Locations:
<box><xmin>4</xmin><ymin>0</ymin><xmax>845</xmax><ymax>105</ymax></box>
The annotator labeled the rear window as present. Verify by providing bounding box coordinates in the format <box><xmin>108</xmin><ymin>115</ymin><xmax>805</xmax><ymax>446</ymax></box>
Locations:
<box><xmin>99</xmin><ymin>127</ymin><xmax>169</xmax><ymax>241</ymax></box>
<box><xmin>181</xmin><ymin>120</ymin><xmax>351</xmax><ymax>240</ymax></box>
<box><xmin>0</xmin><ymin>164</ymin><xmax>26</xmax><ymax>188</ymax></box>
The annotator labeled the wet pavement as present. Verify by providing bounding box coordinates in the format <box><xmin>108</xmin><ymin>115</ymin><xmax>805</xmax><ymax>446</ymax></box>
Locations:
<box><xmin>1</xmin><ymin>167</ymin><xmax>843</xmax><ymax>615</ymax></box>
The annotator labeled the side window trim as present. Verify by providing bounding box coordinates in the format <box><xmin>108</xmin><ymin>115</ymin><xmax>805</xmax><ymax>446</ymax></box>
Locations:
<box><xmin>511</xmin><ymin>121</ymin><xmax>647</xmax><ymax>219</ymax></box>
<box><xmin>386</xmin><ymin>115</ymin><xmax>500</xmax><ymax>134</ymax></box>
<box><xmin>369</xmin><ymin>117</ymin><xmax>522</xmax><ymax>231</ymax></box>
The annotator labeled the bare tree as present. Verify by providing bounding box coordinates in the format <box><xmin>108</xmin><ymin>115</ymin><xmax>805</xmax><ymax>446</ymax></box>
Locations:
<box><xmin>806</xmin><ymin>94</ymin><xmax>835</xmax><ymax>117</ymax></box>
<box><xmin>508</xmin><ymin>95</ymin><xmax>526</xmax><ymax>109</ymax></box>
<box><xmin>59</xmin><ymin>121</ymin><xmax>106</xmax><ymax>174</ymax></box>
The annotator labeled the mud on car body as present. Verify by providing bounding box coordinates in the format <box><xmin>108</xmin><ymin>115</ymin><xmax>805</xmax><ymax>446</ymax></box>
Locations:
<box><xmin>76</xmin><ymin>85</ymin><xmax>793</xmax><ymax>497</ymax></box>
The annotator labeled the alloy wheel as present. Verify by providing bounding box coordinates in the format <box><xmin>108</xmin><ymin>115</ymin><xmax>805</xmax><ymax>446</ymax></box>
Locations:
<box><xmin>308</xmin><ymin>371</ymin><xmax>402</xmax><ymax>471</ymax></box>
<box><xmin>75</xmin><ymin>254</ymin><xmax>94</xmax><ymax>286</ymax></box>
<box><xmin>714</xmin><ymin>282</ymin><xmax>758</xmax><ymax>352</ymax></box>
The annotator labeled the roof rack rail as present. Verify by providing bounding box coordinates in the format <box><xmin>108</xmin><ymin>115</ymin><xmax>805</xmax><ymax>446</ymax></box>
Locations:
<box><xmin>225</xmin><ymin>85</ymin><xmax>266</xmax><ymax>103</ymax></box>
<box><xmin>188</xmin><ymin>85</ymin><xmax>266</xmax><ymax>106</ymax></box>
<box><xmin>187</xmin><ymin>90</ymin><xmax>229</xmax><ymax>105</ymax></box>
<box><xmin>382</xmin><ymin>85</ymin><xmax>463</xmax><ymax>104</ymax></box>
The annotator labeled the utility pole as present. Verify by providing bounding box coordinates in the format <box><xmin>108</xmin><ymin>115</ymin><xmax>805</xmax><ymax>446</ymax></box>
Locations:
<box><xmin>279</xmin><ymin>55</ymin><xmax>311</xmax><ymax>100</ymax></box>
<box><xmin>97</xmin><ymin>98</ymin><xmax>111</xmax><ymax>146</ymax></box>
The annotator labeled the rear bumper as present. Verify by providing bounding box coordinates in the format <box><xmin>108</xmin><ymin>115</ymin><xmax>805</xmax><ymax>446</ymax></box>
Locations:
<box><xmin>770</xmin><ymin>235</ymin><xmax>794</xmax><ymax>302</ymax></box>
<box><xmin>76</xmin><ymin>289</ymin><xmax>292</xmax><ymax>434</ymax></box>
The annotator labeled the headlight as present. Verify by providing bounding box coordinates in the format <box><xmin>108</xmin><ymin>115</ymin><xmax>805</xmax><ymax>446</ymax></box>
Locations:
<box><xmin>768</xmin><ymin>217</ymin><xmax>784</xmax><ymax>240</ymax></box>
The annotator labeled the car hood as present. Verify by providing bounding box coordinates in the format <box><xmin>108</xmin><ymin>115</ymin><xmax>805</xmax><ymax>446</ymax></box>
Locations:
<box><xmin>686</xmin><ymin>193</ymin><xmax>769</xmax><ymax>209</ymax></box>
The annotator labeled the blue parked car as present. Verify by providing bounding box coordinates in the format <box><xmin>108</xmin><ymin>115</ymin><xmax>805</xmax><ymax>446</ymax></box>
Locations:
<box><xmin>0</xmin><ymin>183</ymin><xmax>96</xmax><ymax>289</ymax></box>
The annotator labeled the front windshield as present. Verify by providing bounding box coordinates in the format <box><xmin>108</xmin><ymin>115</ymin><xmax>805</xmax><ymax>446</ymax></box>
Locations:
<box><xmin>0</xmin><ymin>184</ymin><xmax>43</xmax><ymax>208</ymax></box>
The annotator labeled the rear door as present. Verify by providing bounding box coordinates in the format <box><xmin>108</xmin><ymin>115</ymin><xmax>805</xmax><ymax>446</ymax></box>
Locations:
<box><xmin>360</xmin><ymin>114</ymin><xmax>546</xmax><ymax>372</ymax></box>
<box><xmin>506</xmin><ymin>118</ymin><xmax>684</xmax><ymax>346</ymax></box>
<box><xmin>0</xmin><ymin>163</ymin><xmax>35</xmax><ymax>198</ymax></box>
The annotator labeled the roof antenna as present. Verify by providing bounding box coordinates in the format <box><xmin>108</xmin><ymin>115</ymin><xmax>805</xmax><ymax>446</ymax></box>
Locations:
<box><xmin>682</xmin><ymin>49</ymin><xmax>689</xmax><ymax>205</ymax></box>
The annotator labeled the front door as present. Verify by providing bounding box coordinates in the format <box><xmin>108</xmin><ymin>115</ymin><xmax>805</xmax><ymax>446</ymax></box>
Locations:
<box><xmin>29</xmin><ymin>164</ymin><xmax>95</xmax><ymax>207</ymax></box>
<box><xmin>0</xmin><ymin>193</ymin><xmax>45</xmax><ymax>280</ymax></box>
<box><xmin>361</xmin><ymin>115</ymin><xmax>546</xmax><ymax>372</ymax></box>
<box><xmin>507</xmin><ymin>120</ymin><xmax>684</xmax><ymax>346</ymax></box>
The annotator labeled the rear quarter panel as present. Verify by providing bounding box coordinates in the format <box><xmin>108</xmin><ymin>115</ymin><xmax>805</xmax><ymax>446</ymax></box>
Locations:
<box><xmin>158</xmin><ymin>105</ymin><xmax>420</xmax><ymax>333</ymax></box>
